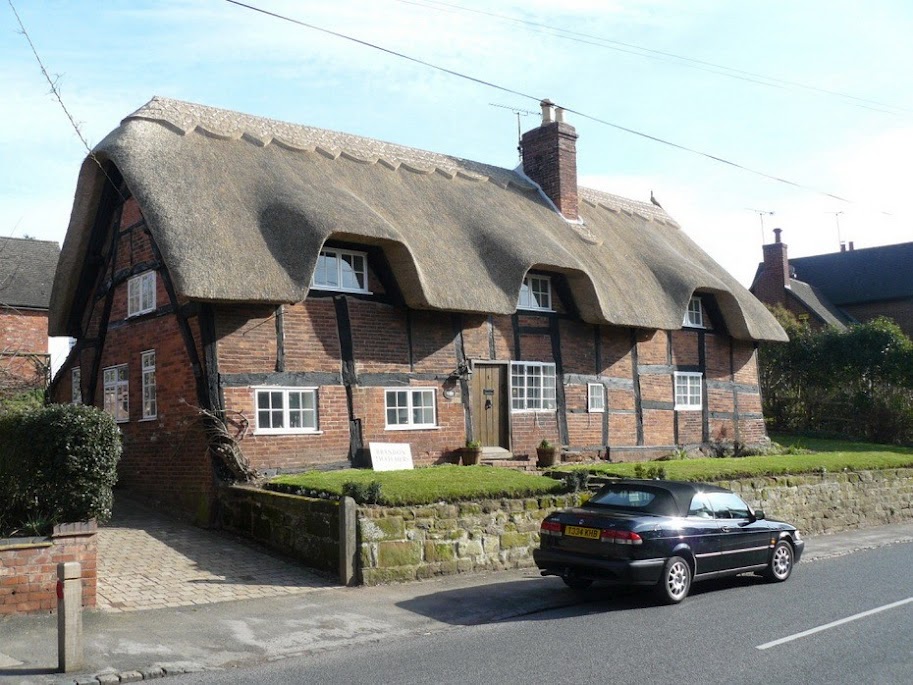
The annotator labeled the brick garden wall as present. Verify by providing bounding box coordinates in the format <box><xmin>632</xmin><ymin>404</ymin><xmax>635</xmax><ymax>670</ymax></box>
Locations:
<box><xmin>0</xmin><ymin>521</ymin><xmax>97</xmax><ymax>616</ymax></box>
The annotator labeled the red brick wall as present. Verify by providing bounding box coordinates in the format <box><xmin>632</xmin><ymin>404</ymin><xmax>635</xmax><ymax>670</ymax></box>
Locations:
<box><xmin>0</xmin><ymin>307</ymin><xmax>49</xmax><ymax>389</ymax></box>
<box><xmin>0</xmin><ymin>523</ymin><xmax>96</xmax><ymax>616</ymax></box>
<box><xmin>841</xmin><ymin>298</ymin><xmax>913</xmax><ymax>340</ymax></box>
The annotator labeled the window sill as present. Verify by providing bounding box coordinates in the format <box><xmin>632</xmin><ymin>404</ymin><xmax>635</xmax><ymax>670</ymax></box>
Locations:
<box><xmin>127</xmin><ymin>309</ymin><xmax>156</xmax><ymax>319</ymax></box>
<box><xmin>139</xmin><ymin>417</ymin><xmax>158</xmax><ymax>422</ymax></box>
<box><xmin>588</xmin><ymin>408</ymin><xmax>606</xmax><ymax>414</ymax></box>
<box><xmin>384</xmin><ymin>425</ymin><xmax>440</xmax><ymax>431</ymax></box>
<box><xmin>517</xmin><ymin>307</ymin><xmax>554</xmax><ymax>313</ymax></box>
<box><xmin>310</xmin><ymin>286</ymin><xmax>373</xmax><ymax>295</ymax></box>
<box><xmin>254</xmin><ymin>429</ymin><xmax>324</xmax><ymax>436</ymax></box>
<box><xmin>674</xmin><ymin>405</ymin><xmax>702</xmax><ymax>411</ymax></box>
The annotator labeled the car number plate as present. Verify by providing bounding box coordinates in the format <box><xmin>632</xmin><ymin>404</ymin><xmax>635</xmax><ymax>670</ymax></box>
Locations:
<box><xmin>565</xmin><ymin>525</ymin><xmax>600</xmax><ymax>540</ymax></box>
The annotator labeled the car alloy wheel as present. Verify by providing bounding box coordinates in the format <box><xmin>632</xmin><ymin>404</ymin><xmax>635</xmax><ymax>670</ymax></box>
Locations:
<box><xmin>656</xmin><ymin>556</ymin><xmax>691</xmax><ymax>604</ymax></box>
<box><xmin>764</xmin><ymin>540</ymin><xmax>794</xmax><ymax>582</ymax></box>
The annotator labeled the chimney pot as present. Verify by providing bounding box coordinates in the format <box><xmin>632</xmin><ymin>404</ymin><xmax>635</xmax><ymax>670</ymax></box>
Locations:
<box><xmin>840</xmin><ymin>243</ymin><xmax>846</xmax><ymax>252</ymax></box>
<box><xmin>849</xmin><ymin>241</ymin><xmax>854</xmax><ymax>251</ymax></box>
<box><xmin>540</xmin><ymin>99</ymin><xmax>555</xmax><ymax>125</ymax></box>
<box><xmin>555</xmin><ymin>107</ymin><xmax>565</xmax><ymax>124</ymax></box>
<box><xmin>773</xmin><ymin>228</ymin><xmax>782</xmax><ymax>244</ymax></box>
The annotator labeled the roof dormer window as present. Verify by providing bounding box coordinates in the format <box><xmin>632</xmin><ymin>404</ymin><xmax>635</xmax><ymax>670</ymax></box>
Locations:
<box><xmin>518</xmin><ymin>274</ymin><xmax>552</xmax><ymax>312</ymax></box>
<box><xmin>683</xmin><ymin>296</ymin><xmax>704</xmax><ymax>328</ymax></box>
<box><xmin>312</xmin><ymin>248</ymin><xmax>369</xmax><ymax>293</ymax></box>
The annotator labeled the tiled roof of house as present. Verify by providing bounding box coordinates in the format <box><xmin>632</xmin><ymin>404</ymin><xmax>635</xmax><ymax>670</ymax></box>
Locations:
<box><xmin>789</xmin><ymin>242</ymin><xmax>913</xmax><ymax>305</ymax></box>
<box><xmin>0</xmin><ymin>237</ymin><xmax>60</xmax><ymax>310</ymax></box>
<box><xmin>787</xmin><ymin>279</ymin><xmax>854</xmax><ymax>330</ymax></box>
<box><xmin>50</xmin><ymin>97</ymin><xmax>786</xmax><ymax>342</ymax></box>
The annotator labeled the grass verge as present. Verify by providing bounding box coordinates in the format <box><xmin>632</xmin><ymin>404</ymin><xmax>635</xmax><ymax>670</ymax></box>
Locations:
<box><xmin>268</xmin><ymin>465</ymin><xmax>566</xmax><ymax>505</ymax></box>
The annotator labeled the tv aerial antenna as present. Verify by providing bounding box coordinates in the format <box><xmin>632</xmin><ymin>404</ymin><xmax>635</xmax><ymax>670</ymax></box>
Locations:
<box><xmin>490</xmin><ymin>103</ymin><xmax>538</xmax><ymax>161</ymax></box>
<box><xmin>827</xmin><ymin>211</ymin><xmax>845</xmax><ymax>248</ymax></box>
<box><xmin>746</xmin><ymin>208</ymin><xmax>775</xmax><ymax>243</ymax></box>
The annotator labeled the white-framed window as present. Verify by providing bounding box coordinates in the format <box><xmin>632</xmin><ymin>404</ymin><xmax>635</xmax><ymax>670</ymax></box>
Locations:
<box><xmin>127</xmin><ymin>271</ymin><xmax>156</xmax><ymax>317</ymax></box>
<box><xmin>311</xmin><ymin>248</ymin><xmax>369</xmax><ymax>293</ymax></box>
<box><xmin>385</xmin><ymin>388</ymin><xmax>437</xmax><ymax>429</ymax></box>
<box><xmin>674</xmin><ymin>372</ymin><xmax>703</xmax><ymax>410</ymax></box>
<box><xmin>518</xmin><ymin>274</ymin><xmax>552</xmax><ymax>311</ymax></box>
<box><xmin>683</xmin><ymin>296</ymin><xmax>704</xmax><ymax>328</ymax></box>
<box><xmin>511</xmin><ymin>362</ymin><xmax>557</xmax><ymax>411</ymax></box>
<box><xmin>141</xmin><ymin>350</ymin><xmax>157</xmax><ymax>420</ymax></box>
<box><xmin>71</xmin><ymin>367</ymin><xmax>82</xmax><ymax>404</ymax></box>
<box><xmin>103</xmin><ymin>364</ymin><xmax>129</xmax><ymax>422</ymax></box>
<box><xmin>254</xmin><ymin>387</ymin><xmax>319</xmax><ymax>434</ymax></box>
<box><xmin>587</xmin><ymin>382</ymin><xmax>605</xmax><ymax>413</ymax></box>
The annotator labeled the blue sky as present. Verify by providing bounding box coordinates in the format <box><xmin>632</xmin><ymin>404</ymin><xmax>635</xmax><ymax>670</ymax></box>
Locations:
<box><xmin>3</xmin><ymin>0</ymin><xmax>912</xmax><ymax>295</ymax></box>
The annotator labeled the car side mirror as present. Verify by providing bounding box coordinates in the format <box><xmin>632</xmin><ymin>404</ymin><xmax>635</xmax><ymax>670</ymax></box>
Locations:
<box><xmin>753</xmin><ymin>509</ymin><xmax>766</xmax><ymax>520</ymax></box>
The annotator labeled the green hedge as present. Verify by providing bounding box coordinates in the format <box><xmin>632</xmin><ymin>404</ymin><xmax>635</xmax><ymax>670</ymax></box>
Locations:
<box><xmin>0</xmin><ymin>404</ymin><xmax>122</xmax><ymax>534</ymax></box>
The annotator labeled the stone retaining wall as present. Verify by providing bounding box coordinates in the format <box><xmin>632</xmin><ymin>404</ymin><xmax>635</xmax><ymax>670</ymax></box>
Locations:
<box><xmin>357</xmin><ymin>494</ymin><xmax>583</xmax><ymax>585</ymax></box>
<box><xmin>0</xmin><ymin>521</ymin><xmax>97</xmax><ymax>616</ymax></box>
<box><xmin>219</xmin><ymin>485</ymin><xmax>340</xmax><ymax>574</ymax></box>
<box><xmin>722</xmin><ymin>468</ymin><xmax>913</xmax><ymax>535</ymax></box>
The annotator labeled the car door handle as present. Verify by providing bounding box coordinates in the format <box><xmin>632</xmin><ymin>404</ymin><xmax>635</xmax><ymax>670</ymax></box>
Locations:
<box><xmin>721</xmin><ymin>527</ymin><xmax>733</xmax><ymax>533</ymax></box>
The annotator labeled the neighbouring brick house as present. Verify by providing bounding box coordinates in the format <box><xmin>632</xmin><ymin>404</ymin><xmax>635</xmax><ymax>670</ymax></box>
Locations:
<box><xmin>48</xmin><ymin>97</ymin><xmax>785</xmax><ymax>521</ymax></box>
<box><xmin>751</xmin><ymin>228</ymin><xmax>913</xmax><ymax>336</ymax></box>
<box><xmin>0</xmin><ymin>237</ymin><xmax>59</xmax><ymax>397</ymax></box>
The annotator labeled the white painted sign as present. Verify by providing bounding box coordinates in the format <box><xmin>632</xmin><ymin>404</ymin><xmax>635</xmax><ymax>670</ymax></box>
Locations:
<box><xmin>369</xmin><ymin>442</ymin><xmax>414</xmax><ymax>471</ymax></box>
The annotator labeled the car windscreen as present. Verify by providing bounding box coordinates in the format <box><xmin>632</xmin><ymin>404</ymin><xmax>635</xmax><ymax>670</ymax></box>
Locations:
<box><xmin>587</xmin><ymin>486</ymin><xmax>678</xmax><ymax>516</ymax></box>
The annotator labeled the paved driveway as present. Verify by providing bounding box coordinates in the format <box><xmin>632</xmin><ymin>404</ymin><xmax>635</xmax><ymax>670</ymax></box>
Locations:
<box><xmin>97</xmin><ymin>497</ymin><xmax>336</xmax><ymax>612</ymax></box>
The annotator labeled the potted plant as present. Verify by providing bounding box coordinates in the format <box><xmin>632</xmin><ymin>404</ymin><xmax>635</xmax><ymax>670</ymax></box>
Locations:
<box><xmin>462</xmin><ymin>439</ymin><xmax>482</xmax><ymax>465</ymax></box>
<box><xmin>536</xmin><ymin>438</ymin><xmax>559</xmax><ymax>467</ymax></box>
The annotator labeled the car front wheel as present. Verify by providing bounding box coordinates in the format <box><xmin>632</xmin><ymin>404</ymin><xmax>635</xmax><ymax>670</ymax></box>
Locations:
<box><xmin>763</xmin><ymin>540</ymin><xmax>794</xmax><ymax>582</ymax></box>
<box><xmin>655</xmin><ymin>556</ymin><xmax>691</xmax><ymax>604</ymax></box>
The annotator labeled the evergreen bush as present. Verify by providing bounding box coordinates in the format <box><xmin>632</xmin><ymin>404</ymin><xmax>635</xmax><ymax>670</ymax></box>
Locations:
<box><xmin>0</xmin><ymin>404</ymin><xmax>121</xmax><ymax>535</ymax></box>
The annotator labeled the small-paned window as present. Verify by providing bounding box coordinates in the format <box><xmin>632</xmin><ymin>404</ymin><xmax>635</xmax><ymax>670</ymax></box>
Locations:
<box><xmin>127</xmin><ymin>271</ymin><xmax>156</xmax><ymax>317</ymax></box>
<box><xmin>683</xmin><ymin>296</ymin><xmax>704</xmax><ymax>328</ymax></box>
<box><xmin>254</xmin><ymin>388</ymin><xmax>319</xmax><ymax>434</ymax></box>
<box><xmin>385</xmin><ymin>388</ymin><xmax>437</xmax><ymax>429</ymax></box>
<box><xmin>511</xmin><ymin>362</ymin><xmax>557</xmax><ymax>411</ymax></box>
<box><xmin>674</xmin><ymin>372</ymin><xmax>702</xmax><ymax>410</ymax></box>
<box><xmin>518</xmin><ymin>274</ymin><xmax>552</xmax><ymax>311</ymax></box>
<box><xmin>71</xmin><ymin>367</ymin><xmax>82</xmax><ymax>404</ymax></box>
<box><xmin>141</xmin><ymin>350</ymin><xmax>157</xmax><ymax>419</ymax></box>
<box><xmin>311</xmin><ymin>248</ymin><xmax>369</xmax><ymax>293</ymax></box>
<box><xmin>103</xmin><ymin>364</ymin><xmax>129</xmax><ymax>422</ymax></box>
<box><xmin>587</xmin><ymin>383</ymin><xmax>605</xmax><ymax>413</ymax></box>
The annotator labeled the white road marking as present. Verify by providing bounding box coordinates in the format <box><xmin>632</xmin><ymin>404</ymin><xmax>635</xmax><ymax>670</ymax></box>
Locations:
<box><xmin>756</xmin><ymin>597</ymin><xmax>913</xmax><ymax>650</ymax></box>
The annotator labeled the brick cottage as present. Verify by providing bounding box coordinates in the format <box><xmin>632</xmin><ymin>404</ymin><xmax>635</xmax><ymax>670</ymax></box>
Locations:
<box><xmin>48</xmin><ymin>97</ymin><xmax>786</xmax><ymax>521</ymax></box>
<box><xmin>0</xmin><ymin>237</ymin><xmax>59</xmax><ymax>396</ymax></box>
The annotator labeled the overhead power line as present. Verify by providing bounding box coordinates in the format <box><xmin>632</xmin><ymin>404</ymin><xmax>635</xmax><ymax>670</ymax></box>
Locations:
<box><xmin>395</xmin><ymin>0</ymin><xmax>909</xmax><ymax>116</ymax></box>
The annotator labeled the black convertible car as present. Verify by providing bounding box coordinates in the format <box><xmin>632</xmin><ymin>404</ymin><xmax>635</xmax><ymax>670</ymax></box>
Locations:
<box><xmin>534</xmin><ymin>479</ymin><xmax>804</xmax><ymax>603</ymax></box>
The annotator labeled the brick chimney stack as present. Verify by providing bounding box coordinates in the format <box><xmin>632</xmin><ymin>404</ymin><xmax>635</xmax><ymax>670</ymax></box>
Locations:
<box><xmin>521</xmin><ymin>99</ymin><xmax>579</xmax><ymax>220</ymax></box>
<box><xmin>755</xmin><ymin>228</ymin><xmax>790</xmax><ymax>306</ymax></box>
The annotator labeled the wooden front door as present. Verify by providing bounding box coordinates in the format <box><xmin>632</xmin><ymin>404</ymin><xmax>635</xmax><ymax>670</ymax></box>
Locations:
<box><xmin>471</xmin><ymin>364</ymin><xmax>509</xmax><ymax>448</ymax></box>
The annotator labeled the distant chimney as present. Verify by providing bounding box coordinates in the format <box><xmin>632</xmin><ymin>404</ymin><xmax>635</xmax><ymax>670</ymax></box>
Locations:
<box><xmin>840</xmin><ymin>242</ymin><xmax>846</xmax><ymax>253</ymax></box>
<box><xmin>521</xmin><ymin>99</ymin><xmax>579</xmax><ymax>220</ymax></box>
<box><xmin>755</xmin><ymin>228</ymin><xmax>790</xmax><ymax>305</ymax></box>
<box><xmin>848</xmin><ymin>241</ymin><xmax>855</xmax><ymax>251</ymax></box>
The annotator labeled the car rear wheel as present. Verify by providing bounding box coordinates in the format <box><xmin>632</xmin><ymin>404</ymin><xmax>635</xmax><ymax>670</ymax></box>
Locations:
<box><xmin>655</xmin><ymin>556</ymin><xmax>691</xmax><ymax>604</ymax></box>
<box><xmin>763</xmin><ymin>540</ymin><xmax>794</xmax><ymax>582</ymax></box>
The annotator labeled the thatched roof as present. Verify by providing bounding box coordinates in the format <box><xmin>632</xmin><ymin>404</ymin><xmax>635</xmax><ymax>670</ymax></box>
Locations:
<box><xmin>50</xmin><ymin>97</ymin><xmax>786</xmax><ymax>342</ymax></box>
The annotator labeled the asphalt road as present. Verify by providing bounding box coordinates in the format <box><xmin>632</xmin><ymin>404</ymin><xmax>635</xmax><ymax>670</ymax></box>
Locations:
<box><xmin>171</xmin><ymin>541</ymin><xmax>913</xmax><ymax>685</ymax></box>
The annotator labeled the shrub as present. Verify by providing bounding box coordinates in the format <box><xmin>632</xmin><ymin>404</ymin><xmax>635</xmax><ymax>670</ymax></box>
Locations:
<box><xmin>0</xmin><ymin>404</ymin><xmax>121</xmax><ymax>534</ymax></box>
<box><xmin>342</xmin><ymin>480</ymin><xmax>382</xmax><ymax>504</ymax></box>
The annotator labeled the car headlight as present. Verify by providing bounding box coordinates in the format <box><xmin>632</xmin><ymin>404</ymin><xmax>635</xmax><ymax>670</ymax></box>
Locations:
<box><xmin>793</xmin><ymin>530</ymin><xmax>802</xmax><ymax>542</ymax></box>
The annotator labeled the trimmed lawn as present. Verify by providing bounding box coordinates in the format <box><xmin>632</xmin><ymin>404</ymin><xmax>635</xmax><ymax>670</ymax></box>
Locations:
<box><xmin>552</xmin><ymin>434</ymin><xmax>913</xmax><ymax>482</ymax></box>
<box><xmin>269</xmin><ymin>465</ymin><xmax>566</xmax><ymax>505</ymax></box>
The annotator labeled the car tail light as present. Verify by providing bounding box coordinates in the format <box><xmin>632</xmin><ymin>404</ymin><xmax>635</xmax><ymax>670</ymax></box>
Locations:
<box><xmin>600</xmin><ymin>529</ymin><xmax>643</xmax><ymax>545</ymax></box>
<box><xmin>540</xmin><ymin>520</ymin><xmax>563</xmax><ymax>536</ymax></box>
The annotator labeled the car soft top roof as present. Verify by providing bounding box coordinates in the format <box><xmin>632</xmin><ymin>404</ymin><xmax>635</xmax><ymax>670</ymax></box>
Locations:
<box><xmin>599</xmin><ymin>479</ymin><xmax>732</xmax><ymax>517</ymax></box>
